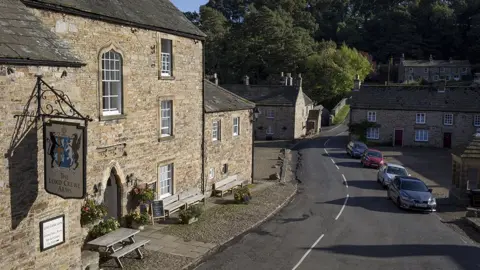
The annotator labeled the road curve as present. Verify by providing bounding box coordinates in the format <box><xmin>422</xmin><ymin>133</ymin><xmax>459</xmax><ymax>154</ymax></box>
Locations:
<box><xmin>195</xmin><ymin>125</ymin><xmax>480</xmax><ymax>270</ymax></box>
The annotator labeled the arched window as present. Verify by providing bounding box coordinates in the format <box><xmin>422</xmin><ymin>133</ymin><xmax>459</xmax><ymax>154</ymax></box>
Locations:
<box><xmin>101</xmin><ymin>50</ymin><xmax>123</xmax><ymax>115</ymax></box>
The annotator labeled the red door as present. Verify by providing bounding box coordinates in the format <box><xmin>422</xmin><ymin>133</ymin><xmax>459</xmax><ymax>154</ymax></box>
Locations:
<box><xmin>394</xmin><ymin>129</ymin><xmax>403</xmax><ymax>146</ymax></box>
<box><xmin>444</xmin><ymin>132</ymin><xmax>452</xmax><ymax>148</ymax></box>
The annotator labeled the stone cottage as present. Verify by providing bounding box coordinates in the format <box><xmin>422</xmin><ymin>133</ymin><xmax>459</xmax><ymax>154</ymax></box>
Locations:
<box><xmin>222</xmin><ymin>73</ymin><xmax>314</xmax><ymax>140</ymax></box>
<box><xmin>398</xmin><ymin>54</ymin><xmax>471</xmax><ymax>83</ymax></box>
<box><xmin>204</xmin><ymin>79</ymin><xmax>255</xmax><ymax>194</ymax></box>
<box><xmin>350</xmin><ymin>77</ymin><xmax>480</xmax><ymax>148</ymax></box>
<box><xmin>0</xmin><ymin>0</ymin><xmax>205</xmax><ymax>269</ymax></box>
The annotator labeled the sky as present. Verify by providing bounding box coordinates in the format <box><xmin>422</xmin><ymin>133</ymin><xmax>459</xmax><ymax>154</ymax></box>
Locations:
<box><xmin>171</xmin><ymin>0</ymin><xmax>208</xmax><ymax>12</ymax></box>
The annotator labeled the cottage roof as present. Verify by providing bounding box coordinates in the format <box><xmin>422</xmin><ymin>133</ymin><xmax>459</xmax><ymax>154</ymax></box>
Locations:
<box><xmin>221</xmin><ymin>84</ymin><xmax>303</xmax><ymax>106</ymax></box>
<box><xmin>351</xmin><ymin>85</ymin><xmax>480</xmax><ymax>112</ymax></box>
<box><xmin>452</xmin><ymin>130</ymin><xmax>480</xmax><ymax>159</ymax></box>
<box><xmin>303</xmin><ymin>93</ymin><xmax>314</xmax><ymax>105</ymax></box>
<box><xmin>204</xmin><ymin>80</ymin><xmax>255</xmax><ymax>113</ymax></box>
<box><xmin>0</xmin><ymin>0</ymin><xmax>82</xmax><ymax>66</ymax></box>
<box><xmin>23</xmin><ymin>0</ymin><xmax>206</xmax><ymax>39</ymax></box>
<box><xmin>402</xmin><ymin>60</ymin><xmax>470</xmax><ymax>67</ymax></box>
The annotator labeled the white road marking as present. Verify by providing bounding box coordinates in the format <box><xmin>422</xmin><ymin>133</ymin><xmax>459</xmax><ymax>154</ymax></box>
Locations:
<box><xmin>335</xmin><ymin>165</ymin><xmax>339</xmax><ymax>170</ymax></box>
<box><xmin>342</xmin><ymin>174</ymin><xmax>348</xmax><ymax>188</ymax></box>
<box><xmin>291</xmin><ymin>234</ymin><xmax>325</xmax><ymax>270</ymax></box>
<box><xmin>331</xmin><ymin>158</ymin><xmax>335</xmax><ymax>164</ymax></box>
<box><xmin>460</xmin><ymin>237</ymin><xmax>468</xmax><ymax>244</ymax></box>
<box><xmin>324</xmin><ymin>149</ymin><xmax>328</xmax><ymax>154</ymax></box>
<box><xmin>335</xmin><ymin>194</ymin><xmax>349</xmax><ymax>220</ymax></box>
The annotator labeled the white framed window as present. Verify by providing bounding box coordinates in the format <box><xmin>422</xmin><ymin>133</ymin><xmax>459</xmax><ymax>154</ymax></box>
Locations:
<box><xmin>161</xmin><ymin>39</ymin><xmax>173</xmax><ymax>77</ymax></box>
<box><xmin>212</xmin><ymin>120</ymin><xmax>221</xmax><ymax>141</ymax></box>
<box><xmin>462</xmin><ymin>67</ymin><xmax>468</xmax><ymax>74</ymax></box>
<box><xmin>158</xmin><ymin>163</ymin><xmax>173</xmax><ymax>199</ymax></box>
<box><xmin>474</xmin><ymin>115</ymin><xmax>480</xmax><ymax>127</ymax></box>
<box><xmin>440</xmin><ymin>67</ymin><xmax>445</xmax><ymax>73</ymax></box>
<box><xmin>266</xmin><ymin>125</ymin><xmax>274</xmax><ymax>135</ymax></box>
<box><xmin>209</xmin><ymin>168</ymin><xmax>215</xmax><ymax>180</ymax></box>
<box><xmin>416</xmin><ymin>113</ymin><xmax>426</xmax><ymax>124</ymax></box>
<box><xmin>424</xmin><ymin>68</ymin><xmax>428</xmax><ymax>73</ymax></box>
<box><xmin>433</xmin><ymin>75</ymin><xmax>439</xmax><ymax>81</ymax></box>
<box><xmin>101</xmin><ymin>50</ymin><xmax>123</xmax><ymax>116</ymax></box>
<box><xmin>233</xmin><ymin>117</ymin><xmax>240</xmax><ymax>136</ymax></box>
<box><xmin>409</xmin><ymin>67</ymin><xmax>413</xmax><ymax>72</ymax></box>
<box><xmin>266</xmin><ymin>109</ymin><xmax>274</xmax><ymax>119</ymax></box>
<box><xmin>446</xmin><ymin>75</ymin><xmax>451</xmax><ymax>81</ymax></box>
<box><xmin>160</xmin><ymin>100</ymin><xmax>173</xmax><ymax>137</ymax></box>
<box><xmin>444</xmin><ymin>113</ymin><xmax>453</xmax><ymax>126</ymax></box>
<box><xmin>454</xmin><ymin>75</ymin><xmax>460</xmax><ymax>80</ymax></box>
<box><xmin>367</xmin><ymin>111</ymin><xmax>376</xmax><ymax>122</ymax></box>
<box><xmin>415</xmin><ymin>129</ymin><xmax>429</xmax><ymax>142</ymax></box>
<box><xmin>423</xmin><ymin>76</ymin><xmax>428</xmax><ymax>80</ymax></box>
<box><xmin>366</xmin><ymin>127</ymin><xmax>379</xmax><ymax>139</ymax></box>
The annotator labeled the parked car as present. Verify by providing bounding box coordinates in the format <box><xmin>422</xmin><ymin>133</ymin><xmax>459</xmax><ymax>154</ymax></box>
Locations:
<box><xmin>346</xmin><ymin>141</ymin><xmax>368</xmax><ymax>158</ymax></box>
<box><xmin>360</xmin><ymin>149</ymin><xmax>384</xmax><ymax>168</ymax></box>
<box><xmin>387</xmin><ymin>176</ymin><xmax>436</xmax><ymax>212</ymax></box>
<box><xmin>377</xmin><ymin>163</ymin><xmax>410</xmax><ymax>188</ymax></box>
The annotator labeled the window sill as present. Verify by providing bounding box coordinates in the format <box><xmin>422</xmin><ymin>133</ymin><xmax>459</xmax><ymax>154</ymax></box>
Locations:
<box><xmin>158</xmin><ymin>135</ymin><xmax>175</xmax><ymax>142</ymax></box>
<box><xmin>366</xmin><ymin>138</ymin><xmax>379</xmax><ymax>140</ymax></box>
<box><xmin>100</xmin><ymin>114</ymin><xmax>127</xmax><ymax>121</ymax></box>
<box><xmin>415</xmin><ymin>140</ymin><xmax>429</xmax><ymax>143</ymax></box>
<box><xmin>160</xmin><ymin>75</ymin><xmax>175</xmax><ymax>81</ymax></box>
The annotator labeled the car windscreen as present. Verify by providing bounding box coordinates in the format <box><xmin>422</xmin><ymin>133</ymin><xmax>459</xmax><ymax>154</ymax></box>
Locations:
<box><xmin>400</xmin><ymin>180</ymin><xmax>429</xmax><ymax>192</ymax></box>
<box><xmin>387</xmin><ymin>166</ymin><xmax>408</xmax><ymax>176</ymax></box>
<box><xmin>367</xmin><ymin>151</ymin><xmax>382</xmax><ymax>158</ymax></box>
<box><xmin>355</xmin><ymin>143</ymin><xmax>367</xmax><ymax>150</ymax></box>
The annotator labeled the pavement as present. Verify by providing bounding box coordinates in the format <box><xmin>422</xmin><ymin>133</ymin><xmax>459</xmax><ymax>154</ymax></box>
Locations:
<box><xmin>195</xmin><ymin>124</ymin><xmax>480</xmax><ymax>270</ymax></box>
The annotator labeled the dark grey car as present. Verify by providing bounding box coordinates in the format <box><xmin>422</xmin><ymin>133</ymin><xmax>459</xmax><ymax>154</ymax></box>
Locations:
<box><xmin>346</xmin><ymin>141</ymin><xmax>368</xmax><ymax>158</ymax></box>
<box><xmin>387</xmin><ymin>176</ymin><xmax>437</xmax><ymax>212</ymax></box>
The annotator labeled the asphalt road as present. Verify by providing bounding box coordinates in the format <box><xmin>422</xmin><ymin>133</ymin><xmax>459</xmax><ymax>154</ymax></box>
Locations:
<box><xmin>196</xmin><ymin>125</ymin><xmax>480</xmax><ymax>270</ymax></box>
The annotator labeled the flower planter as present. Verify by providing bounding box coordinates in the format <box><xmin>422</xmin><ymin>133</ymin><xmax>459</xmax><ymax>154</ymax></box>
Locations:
<box><xmin>131</xmin><ymin>222</ymin><xmax>145</xmax><ymax>230</ymax></box>
<box><xmin>185</xmin><ymin>217</ymin><xmax>198</xmax><ymax>225</ymax></box>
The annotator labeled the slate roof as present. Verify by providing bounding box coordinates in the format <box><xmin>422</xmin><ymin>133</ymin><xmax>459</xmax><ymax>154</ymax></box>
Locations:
<box><xmin>303</xmin><ymin>93</ymin><xmax>314</xmax><ymax>105</ymax></box>
<box><xmin>221</xmin><ymin>84</ymin><xmax>301</xmax><ymax>106</ymax></box>
<box><xmin>402</xmin><ymin>60</ymin><xmax>470</xmax><ymax>67</ymax></box>
<box><xmin>351</xmin><ymin>85</ymin><xmax>480</xmax><ymax>112</ymax></box>
<box><xmin>0</xmin><ymin>0</ymin><xmax>82</xmax><ymax>66</ymax></box>
<box><xmin>452</xmin><ymin>131</ymin><xmax>480</xmax><ymax>159</ymax></box>
<box><xmin>23</xmin><ymin>0</ymin><xmax>206</xmax><ymax>39</ymax></box>
<box><xmin>204</xmin><ymin>80</ymin><xmax>255</xmax><ymax>113</ymax></box>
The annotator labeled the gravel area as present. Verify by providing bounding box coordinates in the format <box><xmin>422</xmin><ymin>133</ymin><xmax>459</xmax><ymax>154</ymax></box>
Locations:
<box><xmin>158</xmin><ymin>181</ymin><xmax>296</xmax><ymax>244</ymax></box>
<box><xmin>100</xmin><ymin>249</ymin><xmax>193</xmax><ymax>270</ymax></box>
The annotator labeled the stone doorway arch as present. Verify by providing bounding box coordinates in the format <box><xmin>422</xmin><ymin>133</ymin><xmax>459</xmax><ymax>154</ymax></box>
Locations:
<box><xmin>103</xmin><ymin>168</ymin><xmax>123</xmax><ymax>220</ymax></box>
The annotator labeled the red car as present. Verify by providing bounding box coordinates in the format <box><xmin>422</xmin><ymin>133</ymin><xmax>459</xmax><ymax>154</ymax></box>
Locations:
<box><xmin>360</xmin><ymin>149</ymin><xmax>384</xmax><ymax>168</ymax></box>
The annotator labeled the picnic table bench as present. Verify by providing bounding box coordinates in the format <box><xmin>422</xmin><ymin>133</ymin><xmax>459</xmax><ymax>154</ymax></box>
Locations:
<box><xmin>87</xmin><ymin>228</ymin><xmax>150</xmax><ymax>269</ymax></box>
<box><xmin>213</xmin><ymin>174</ymin><xmax>244</xmax><ymax>197</ymax></box>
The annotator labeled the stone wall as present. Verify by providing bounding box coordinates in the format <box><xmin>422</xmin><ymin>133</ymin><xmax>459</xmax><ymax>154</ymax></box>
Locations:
<box><xmin>351</xmin><ymin>108</ymin><xmax>478</xmax><ymax>147</ymax></box>
<box><xmin>255</xmin><ymin>106</ymin><xmax>295</xmax><ymax>140</ymax></box>
<box><xmin>0</xmin><ymin>8</ymin><xmax>204</xmax><ymax>269</ymax></box>
<box><xmin>204</xmin><ymin>110</ymin><xmax>252</xmax><ymax>194</ymax></box>
<box><xmin>294</xmin><ymin>90</ymin><xmax>310</xmax><ymax>138</ymax></box>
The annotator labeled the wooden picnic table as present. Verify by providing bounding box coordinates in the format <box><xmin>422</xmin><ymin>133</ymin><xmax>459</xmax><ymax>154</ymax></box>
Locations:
<box><xmin>87</xmin><ymin>228</ymin><xmax>150</xmax><ymax>269</ymax></box>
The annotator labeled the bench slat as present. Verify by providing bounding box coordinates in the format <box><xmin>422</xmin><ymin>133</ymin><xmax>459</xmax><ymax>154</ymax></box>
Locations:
<box><xmin>164</xmin><ymin>201</ymin><xmax>185</xmax><ymax>211</ymax></box>
<box><xmin>184</xmin><ymin>194</ymin><xmax>205</xmax><ymax>204</ymax></box>
<box><xmin>110</xmin><ymin>240</ymin><xmax>150</xmax><ymax>258</ymax></box>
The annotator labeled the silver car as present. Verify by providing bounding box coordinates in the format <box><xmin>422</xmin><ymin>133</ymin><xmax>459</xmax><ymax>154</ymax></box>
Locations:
<box><xmin>387</xmin><ymin>176</ymin><xmax>437</xmax><ymax>212</ymax></box>
<box><xmin>377</xmin><ymin>163</ymin><xmax>410</xmax><ymax>188</ymax></box>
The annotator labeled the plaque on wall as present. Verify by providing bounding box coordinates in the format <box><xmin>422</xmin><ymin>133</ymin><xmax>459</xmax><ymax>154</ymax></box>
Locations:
<box><xmin>44</xmin><ymin>121</ymin><xmax>87</xmax><ymax>199</ymax></box>
<box><xmin>40</xmin><ymin>215</ymin><xmax>65</xmax><ymax>251</ymax></box>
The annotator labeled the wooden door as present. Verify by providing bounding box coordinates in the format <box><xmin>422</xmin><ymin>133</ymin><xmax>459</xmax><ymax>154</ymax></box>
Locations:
<box><xmin>443</xmin><ymin>132</ymin><xmax>452</xmax><ymax>148</ymax></box>
<box><xmin>394</xmin><ymin>129</ymin><xmax>403</xmax><ymax>146</ymax></box>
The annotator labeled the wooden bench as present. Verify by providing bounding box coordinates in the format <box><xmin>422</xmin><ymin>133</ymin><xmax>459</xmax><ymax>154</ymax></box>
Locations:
<box><xmin>163</xmin><ymin>195</ymin><xmax>186</xmax><ymax>218</ymax></box>
<box><xmin>213</xmin><ymin>174</ymin><xmax>244</xmax><ymax>197</ymax></box>
<box><xmin>179</xmin><ymin>188</ymin><xmax>205</xmax><ymax>206</ymax></box>
<box><xmin>110</xmin><ymin>240</ymin><xmax>150</xmax><ymax>269</ymax></box>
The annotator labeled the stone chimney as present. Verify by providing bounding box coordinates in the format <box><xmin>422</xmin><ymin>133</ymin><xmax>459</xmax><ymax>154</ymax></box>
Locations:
<box><xmin>353</xmin><ymin>74</ymin><xmax>361</xmax><ymax>91</ymax></box>
<box><xmin>286</xmin><ymin>73</ymin><xmax>293</xmax><ymax>86</ymax></box>
<box><xmin>279</xmin><ymin>72</ymin><xmax>287</xmax><ymax>85</ymax></box>
<box><xmin>213</xmin><ymin>73</ymin><xmax>218</xmax><ymax>85</ymax></box>
<box><xmin>243</xmin><ymin>75</ymin><xmax>249</xmax><ymax>85</ymax></box>
<box><xmin>429</xmin><ymin>54</ymin><xmax>433</xmax><ymax>62</ymax></box>
<box><xmin>449</xmin><ymin>57</ymin><xmax>453</xmax><ymax>63</ymax></box>
<box><xmin>297</xmin><ymin>73</ymin><xmax>303</xmax><ymax>89</ymax></box>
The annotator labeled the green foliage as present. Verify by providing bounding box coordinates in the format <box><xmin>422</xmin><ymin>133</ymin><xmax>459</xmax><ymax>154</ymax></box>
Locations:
<box><xmin>234</xmin><ymin>186</ymin><xmax>252</xmax><ymax>204</ymax></box>
<box><xmin>89</xmin><ymin>218</ymin><xmax>120</xmax><ymax>239</ymax></box>
<box><xmin>131</xmin><ymin>185</ymin><xmax>155</xmax><ymax>205</ymax></box>
<box><xmin>125</xmin><ymin>212</ymin><xmax>151</xmax><ymax>227</ymax></box>
<box><xmin>179</xmin><ymin>205</ymin><xmax>204</xmax><ymax>224</ymax></box>
<box><xmin>332</xmin><ymin>105</ymin><xmax>350</xmax><ymax>125</ymax></box>
<box><xmin>348</xmin><ymin>120</ymin><xmax>381</xmax><ymax>143</ymax></box>
<box><xmin>80</xmin><ymin>199</ymin><xmax>107</xmax><ymax>227</ymax></box>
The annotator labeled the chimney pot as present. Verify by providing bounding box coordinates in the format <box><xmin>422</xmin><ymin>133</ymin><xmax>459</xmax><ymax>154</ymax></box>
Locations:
<box><xmin>429</xmin><ymin>54</ymin><xmax>433</xmax><ymax>62</ymax></box>
<box><xmin>353</xmin><ymin>74</ymin><xmax>361</xmax><ymax>91</ymax></box>
<box><xmin>214</xmin><ymin>73</ymin><xmax>218</xmax><ymax>85</ymax></box>
<box><xmin>449</xmin><ymin>57</ymin><xmax>453</xmax><ymax>63</ymax></box>
<box><xmin>281</xmin><ymin>72</ymin><xmax>284</xmax><ymax>77</ymax></box>
<box><xmin>244</xmin><ymin>75</ymin><xmax>249</xmax><ymax>85</ymax></box>
<box><xmin>297</xmin><ymin>73</ymin><xmax>303</xmax><ymax>88</ymax></box>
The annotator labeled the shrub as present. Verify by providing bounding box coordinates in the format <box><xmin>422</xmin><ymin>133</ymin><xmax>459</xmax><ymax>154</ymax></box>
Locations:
<box><xmin>80</xmin><ymin>199</ymin><xmax>107</xmax><ymax>227</ymax></box>
<box><xmin>179</xmin><ymin>205</ymin><xmax>203</xmax><ymax>224</ymax></box>
<box><xmin>89</xmin><ymin>218</ymin><xmax>120</xmax><ymax>239</ymax></box>
<box><xmin>234</xmin><ymin>186</ymin><xmax>252</xmax><ymax>204</ymax></box>
<box><xmin>131</xmin><ymin>185</ymin><xmax>155</xmax><ymax>205</ymax></box>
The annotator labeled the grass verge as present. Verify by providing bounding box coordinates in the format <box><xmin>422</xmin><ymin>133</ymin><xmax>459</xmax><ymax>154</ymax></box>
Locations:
<box><xmin>332</xmin><ymin>104</ymin><xmax>350</xmax><ymax>125</ymax></box>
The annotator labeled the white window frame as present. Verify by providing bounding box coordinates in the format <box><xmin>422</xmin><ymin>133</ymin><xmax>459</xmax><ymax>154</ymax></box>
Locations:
<box><xmin>158</xmin><ymin>164</ymin><xmax>173</xmax><ymax>199</ymax></box>
<box><xmin>415</xmin><ymin>113</ymin><xmax>426</xmax><ymax>124</ymax></box>
<box><xmin>423</xmin><ymin>75</ymin><xmax>429</xmax><ymax>80</ymax></box>
<box><xmin>415</xmin><ymin>129</ymin><xmax>429</xmax><ymax>142</ymax></box>
<box><xmin>101</xmin><ymin>50</ymin><xmax>122</xmax><ymax>116</ymax></box>
<box><xmin>161</xmin><ymin>39</ymin><xmax>173</xmax><ymax>77</ymax></box>
<box><xmin>266</xmin><ymin>109</ymin><xmax>275</xmax><ymax>119</ymax></box>
<box><xmin>454</xmin><ymin>74</ymin><xmax>460</xmax><ymax>80</ymax></box>
<box><xmin>433</xmin><ymin>75</ymin><xmax>439</xmax><ymax>81</ymax></box>
<box><xmin>444</xmin><ymin>113</ymin><xmax>453</xmax><ymax>126</ymax></box>
<box><xmin>209</xmin><ymin>168</ymin><xmax>215</xmax><ymax>180</ymax></box>
<box><xmin>424</xmin><ymin>68</ymin><xmax>428</xmax><ymax>73</ymax></box>
<box><xmin>367</xmin><ymin>111</ymin><xmax>376</xmax><ymax>122</ymax></box>
<box><xmin>160</xmin><ymin>100</ymin><xmax>173</xmax><ymax>137</ymax></box>
<box><xmin>474</xmin><ymin>115</ymin><xmax>480</xmax><ymax>127</ymax></box>
<box><xmin>266</xmin><ymin>125</ymin><xmax>274</xmax><ymax>135</ymax></box>
<box><xmin>212</xmin><ymin>120</ymin><xmax>221</xmax><ymax>141</ymax></box>
<box><xmin>233</xmin><ymin>117</ymin><xmax>240</xmax><ymax>136</ymax></box>
<box><xmin>366</xmin><ymin>127</ymin><xmax>379</xmax><ymax>140</ymax></box>
<box><xmin>408</xmin><ymin>67</ymin><xmax>413</xmax><ymax>73</ymax></box>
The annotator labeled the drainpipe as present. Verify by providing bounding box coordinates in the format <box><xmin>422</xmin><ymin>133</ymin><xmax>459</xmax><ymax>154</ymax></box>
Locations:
<box><xmin>251</xmin><ymin>110</ymin><xmax>255</xmax><ymax>184</ymax></box>
<box><xmin>201</xmin><ymin>40</ymin><xmax>206</xmax><ymax>195</ymax></box>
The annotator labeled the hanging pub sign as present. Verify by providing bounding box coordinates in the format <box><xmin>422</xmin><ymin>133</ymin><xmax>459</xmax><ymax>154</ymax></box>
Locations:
<box><xmin>44</xmin><ymin>121</ymin><xmax>87</xmax><ymax>199</ymax></box>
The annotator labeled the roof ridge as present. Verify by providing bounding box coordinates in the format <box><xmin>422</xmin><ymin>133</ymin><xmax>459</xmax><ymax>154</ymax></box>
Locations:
<box><xmin>204</xmin><ymin>80</ymin><xmax>255</xmax><ymax>107</ymax></box>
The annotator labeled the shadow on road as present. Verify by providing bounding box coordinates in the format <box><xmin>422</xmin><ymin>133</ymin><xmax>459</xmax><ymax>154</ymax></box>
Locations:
<box><xmin>322</xmin><ymin>152</ymin><xmax>350</xmax><ymax>159</ymax></box>
<box><xmin>305</xmin><ymin>244</ymin><xmax>480</xmax><ymax>270</ymax></box>
<box><xmin>346</xmin><ymin>180</ymin><xmax>384</xmax><ymax>191</ymax></box>
<box><xmin>318</xmin><ymin>196</ymin><xmax>426</xmax><ymax>214</ymax></box>
<box><xmin>335</xmin><ymin>161</ymin><xmax>363</xmax><ymax>168</ymax></box>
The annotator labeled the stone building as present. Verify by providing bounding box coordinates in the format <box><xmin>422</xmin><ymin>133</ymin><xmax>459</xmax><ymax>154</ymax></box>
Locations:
<box><xmin>398</xmin><ymin>54</ymin><xmax>471</xmax><ymax>83</ymax></box>
<box><xmin>222</xmin><ymin>73</ymin><xmax>314</xmax><ymax>140</ymax></box>
<box><xmin>350</xmin><ymin>77</ymin><xmax>480</xmax><ymax>148</ymax></box>
<box><xmin>204</xmin><ymin>79</ymin><xmax>255</xmax><ymax>194</ymax></box>
<box><xmin>0</xmin><ymin>0</ymin><xmax>205</xmax><ymax>269</ymax></box>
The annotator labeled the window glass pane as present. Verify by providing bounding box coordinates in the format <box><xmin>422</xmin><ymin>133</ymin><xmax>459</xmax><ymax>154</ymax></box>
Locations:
<box><xmin>109</xmin><ymin>97</ymin><xmax>118</xmax><ymax>111</ymax></box>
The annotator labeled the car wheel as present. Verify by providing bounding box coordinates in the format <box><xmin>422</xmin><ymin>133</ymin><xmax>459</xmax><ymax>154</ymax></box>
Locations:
<box><xmin>396</xmin><ymin>198</ymin><xmax>402</xmax><ymax>209</ymax></box>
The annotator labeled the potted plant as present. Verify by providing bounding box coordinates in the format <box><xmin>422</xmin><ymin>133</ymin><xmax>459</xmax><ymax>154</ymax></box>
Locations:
<box><xmin>88</xmin><ymin>218</ymin><xmax>120</xmax><ymax>239</ymax></box>
<box><xmin>126</xmin><ymin>212</ymin><xmax>150</xmax><ymax>230</ymax></box>
<box><xmin>234</xmin><ymin>186</ymin><xmax>252</xmax><ymax>204</ymax></box>
<box><xmin>131</xmin><ymin>185</ymin><xmax>155</xmax><ymax>206</ymax></box>
<box><xmin>80</xmin><ymin>199</ymin><xmax>108</xmax><ymax>227</ymax></box>
<box><xmin>179</xmin><ymin>205</ymin><xmax>203</xmax><ymax>224</ymax></box>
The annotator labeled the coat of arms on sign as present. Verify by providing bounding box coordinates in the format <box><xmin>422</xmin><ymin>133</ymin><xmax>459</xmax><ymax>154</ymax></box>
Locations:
<box><xmin>47</xmin><ymin>126</ymin><xmax>82</xmax><ymax>170</ymax></box>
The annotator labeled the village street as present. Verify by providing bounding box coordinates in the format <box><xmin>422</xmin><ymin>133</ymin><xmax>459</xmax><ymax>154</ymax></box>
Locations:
<box><xmin>196</xmin><ymin>125</ymin><xmax>480</xmax><ymax>270</ymax></box>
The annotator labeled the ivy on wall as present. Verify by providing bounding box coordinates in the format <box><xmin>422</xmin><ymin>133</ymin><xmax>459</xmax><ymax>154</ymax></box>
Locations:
<box><xmin>348</xmin><ymin>120</ymin><xmax>381</xmax><ymax>143</ymax></box>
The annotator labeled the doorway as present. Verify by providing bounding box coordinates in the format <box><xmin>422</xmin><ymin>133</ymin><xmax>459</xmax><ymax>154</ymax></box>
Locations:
<box><xmin>394</xmin><ymin>129</ymin><xmax>403</xmax><ymax>146</ymax></box>
<box><xmin>443</xmin><ymin>132</ymin><xmax>452</xmax><ymax>148</ymax></box>
<box><xmin>103</xmin><ymin>170</ymin><xmax>122</xmax><ymax>220</ymax></box>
